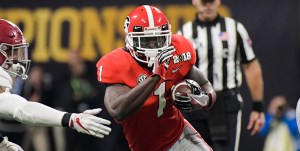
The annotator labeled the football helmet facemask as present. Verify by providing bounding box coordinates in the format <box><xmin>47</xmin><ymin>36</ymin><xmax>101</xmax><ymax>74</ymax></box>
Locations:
<box><xmin>0</xmin><ymin>19</ymin><xmax>31</xmax><ymax>79</ymax></box>
<box><xmin>124</xmin><ymin>5</ymin><xmax>172</xmax><ymax>67</ymax></box>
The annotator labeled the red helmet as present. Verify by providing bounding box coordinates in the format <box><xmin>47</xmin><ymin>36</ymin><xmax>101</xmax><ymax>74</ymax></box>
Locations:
<box><xmin>124</xmin><ymin>5</ymin><xmax>172</xmax><ymax>67</ymax></box>
<box><xmin>0</xmin><ymin>19</ymin><xmax>31</xmax><ymax>79</ymax></box>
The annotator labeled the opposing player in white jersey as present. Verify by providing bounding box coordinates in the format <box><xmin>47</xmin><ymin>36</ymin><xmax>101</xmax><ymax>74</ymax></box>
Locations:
<box><xmin>0</xmin><ymin>19</ymin><xmax>111</xmax><ymax>151</ymax></box>
<box><xmin>296</xmin><ymin>98</ymin><xmax>300</xmax><ymax>133</ymax></box>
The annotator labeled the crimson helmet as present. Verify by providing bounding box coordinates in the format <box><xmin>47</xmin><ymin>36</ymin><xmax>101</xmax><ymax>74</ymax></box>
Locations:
<box><xmin>0</xmin><ymin>19</ymin><xmax>31</xmax><ymax>79</ymax></box>
<box><xmin>124</xmin><ymin>5</ymin><xmax>172</xmax><ymax>67</ymax></box>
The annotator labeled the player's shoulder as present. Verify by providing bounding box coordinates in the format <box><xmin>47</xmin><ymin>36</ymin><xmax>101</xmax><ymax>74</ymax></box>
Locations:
<box><xmin>171</xmin><ymin>34</ymin><xmax>195</xmax><ymax>54</ymax></box>
<box><xmin>172</xmin><ymin>34</ymin><xmax>188</xmax><ymax>41</ymax></box>
<box><xmin>96</xmin><ymin>47</ymin><xmax>134</xmax><ymax>84</ymax></box>
<box><xmin>98</xmin><ymin>47</ymin><xmax>129</xmax><ymax>62</ymax></box>
<box><xmin>170</xmin><ymin>35</ymin><xmax>196</xmax><ymax>68</ymax></box>
<box><xmin>97</xmin><ymin>47</ymin><xmax>131</xmax><ymax>68</ymax></box>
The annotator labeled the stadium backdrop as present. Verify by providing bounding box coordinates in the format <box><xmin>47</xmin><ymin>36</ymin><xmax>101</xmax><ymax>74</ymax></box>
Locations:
<box><xmin>1</xmin><ymin>0</ymin><xmax>299</xmax><ymax>151</ymax></box>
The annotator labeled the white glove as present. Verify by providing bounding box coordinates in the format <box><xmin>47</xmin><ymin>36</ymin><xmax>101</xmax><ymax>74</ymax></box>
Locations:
<box><xmin>172</xmin><ymin>92</ymin><xmax>209</xmax><ymax>111</ymax></box>
<box><xmin>152</xmin><ymin>46</ymin><xmax>175</xmax><ymax>80</ymax></box>
<box><xmin>69</xmin><ymin>108</ymin><xmax>111</xmax><ymax>138</ymax></box>
<box><xmin>188</xmin><ymin>93</ymin><xmax>209</xmax><ymax>107</ymax></box>
<box><xmin>0</xmin><ymin>137</ymin><xmax>23</xmax><ymax>151</ymax></box>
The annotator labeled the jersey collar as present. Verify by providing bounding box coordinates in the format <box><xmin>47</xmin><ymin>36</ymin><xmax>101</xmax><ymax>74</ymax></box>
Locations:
<box><xmin>194</xmin><ymin>14</ymin><xmax>221</xmax><ymax>27</ymax></box>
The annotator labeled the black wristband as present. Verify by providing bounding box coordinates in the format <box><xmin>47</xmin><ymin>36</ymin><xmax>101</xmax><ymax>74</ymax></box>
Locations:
<box><xmin>252</xmin><ymin>101</ymin><xmax>264</xmax><ymax>112</ymax></box>
<box><xmin>61</xmin><ymin>113</ymin><xmax>72</xmax><ymax>127</ymax></box>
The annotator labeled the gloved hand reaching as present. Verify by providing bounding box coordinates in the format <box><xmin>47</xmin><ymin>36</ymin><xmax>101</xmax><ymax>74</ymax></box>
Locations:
<box><xmin>69</xmin><ymin>108</ymin><xmax>112</xmax><ymax>138</ymax></box>
<box><xmin>0</xmin><ymin>137</ymin><xmax>23</xmax><ymax>151</ymax></box>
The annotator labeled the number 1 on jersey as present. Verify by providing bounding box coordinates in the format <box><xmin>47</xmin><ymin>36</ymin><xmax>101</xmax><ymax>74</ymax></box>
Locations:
<box><xmin>154</xmin><ymin>82</ymin><xmax>166</xmax><ymax>117</ymax></box>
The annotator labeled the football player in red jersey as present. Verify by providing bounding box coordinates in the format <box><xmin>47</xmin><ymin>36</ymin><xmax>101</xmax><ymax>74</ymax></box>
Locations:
<box><xmin>96</xmin><ymin>5</ymin><xmax>216</xmax><ymax>151</ymax></box>
<box><xmin>0</xmin><ymin>19</ymin><xmax>112</xmax><ymax>151</ymax></box>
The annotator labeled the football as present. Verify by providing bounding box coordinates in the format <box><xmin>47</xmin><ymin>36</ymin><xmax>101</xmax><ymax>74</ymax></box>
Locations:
<box><xmin>171</xmin><ymin>79</ymin><xmax>197</xmax><ymax>102</ymax></box>
<box><xmin>171</xmin><ymin>80</ymin><xmax>192</xmax><ymax>97</ymax></box>
<box><xmin>171</xmin><ymin>79</ymin><xmax>203</xmax><ymax>111</ymax></box>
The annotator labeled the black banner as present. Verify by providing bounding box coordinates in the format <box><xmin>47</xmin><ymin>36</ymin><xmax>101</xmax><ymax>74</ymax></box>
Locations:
<box><xmin>1</xmin><ymin>0</ymin><xmax>299</xmax><ymax>150</ymax></box>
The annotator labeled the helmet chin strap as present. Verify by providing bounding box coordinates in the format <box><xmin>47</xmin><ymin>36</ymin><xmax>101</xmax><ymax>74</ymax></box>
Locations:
<box><xmin>148</xmin><ymin>57</ymin><xmax>155</xmax><ymax>67</ymax></box>
<box><xmin>12</xmin><ymin>63</ymin><xmax>28</xmax><ymax>80</ymax></box>
<box><xmin>145</xmin><ymin>49</ymin><xmax>159</xmax><ymax>67</ymax></box>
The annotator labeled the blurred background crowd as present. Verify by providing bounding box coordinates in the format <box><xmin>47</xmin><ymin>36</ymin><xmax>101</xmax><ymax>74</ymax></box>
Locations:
<box><xmin>0</xmin><ymin>0</ymin><xmax>299</xmax><ymax>151</ymax></box>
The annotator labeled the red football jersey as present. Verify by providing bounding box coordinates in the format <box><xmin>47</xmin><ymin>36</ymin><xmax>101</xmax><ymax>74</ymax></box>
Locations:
<box><xmin>96</xmin><ymin>35</ymin><xmax>196</xmax><ymax>151</ymax></box>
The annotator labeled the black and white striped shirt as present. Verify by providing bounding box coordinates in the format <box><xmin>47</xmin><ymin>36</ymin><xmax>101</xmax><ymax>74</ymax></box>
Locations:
<box><xmin>178</xmin><ymin>15</ymin><xmax>256</xmax><ymax>91</ymax></box>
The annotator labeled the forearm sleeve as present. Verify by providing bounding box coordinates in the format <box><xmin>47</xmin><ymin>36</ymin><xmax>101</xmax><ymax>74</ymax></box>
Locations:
<box><xmin>13</xmin><ymin>101</ymin><xmax>66</xmax><ymax>126</ymax></box>
<box><xmin>0</xmin><ymin>93</ymin><xmax>66</xmax><ymax>127</ymax></box>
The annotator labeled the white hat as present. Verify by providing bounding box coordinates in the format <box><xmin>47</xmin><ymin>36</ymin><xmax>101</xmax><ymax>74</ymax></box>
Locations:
<box><xmin>0</xmin><ymin>67</ymin><xmax>12</xmax><ymax>89</ymax></box>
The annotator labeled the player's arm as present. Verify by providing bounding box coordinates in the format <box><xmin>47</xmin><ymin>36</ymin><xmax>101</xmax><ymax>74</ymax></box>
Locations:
<box><xmin>243</xmin><ymin>59</ymin><xmax>265</xmax><ymax>135</ymax></box>
<box><xmin>103</xmin><ymin>47</ymin><xmax>174</xmax><ymax>120</ymax></box>
<box><xmin>0</xmin><ymin>94</ymin><xmax>111</xmax><ymax>138</ymax></box>
<box><xmin>185</xmin><ymin>65</ymin><xmax>216</xmax><ymax>109</ymax></box>
<box><xmin>104</xmin><ymin>75</ymin><xmax>161</xmax><ymax>121</ymax></box>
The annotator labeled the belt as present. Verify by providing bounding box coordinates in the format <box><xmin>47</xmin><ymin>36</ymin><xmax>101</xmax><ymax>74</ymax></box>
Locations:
<box><xmin>217</xmin><ymin>88</ymin><xmax>239</xmax><ymax>96</ymax></box>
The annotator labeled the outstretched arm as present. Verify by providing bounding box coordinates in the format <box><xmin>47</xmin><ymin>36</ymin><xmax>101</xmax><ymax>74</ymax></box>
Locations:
<box><xmin>0</xmin><ymin>93</ymin><xmax>111</xmax><ymax>138</ymax></box>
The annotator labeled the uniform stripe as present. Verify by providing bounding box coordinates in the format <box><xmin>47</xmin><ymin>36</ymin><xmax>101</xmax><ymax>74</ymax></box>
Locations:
<box><xmin>143</xmin><ymin>5</ymin><xmax>154</xmax><ymax>27</ymax></box>
<box><xmin>220</xmin><ymin>18</ymin><xmax>229</xmax><ymax>90</ymax></box>
<box><xmin>234</xmin><ymin>22</ymin><xmax>240</xmax><ymax>88</ymax></box>
<box><xmin>234</xmin><ymin>94</ymin><xmax>243</xmax><ymax>151</ymax></box>
<box><xmin>211</xmin><ymin>24</ymin><xmax>223</xmax><ymax>90</ymax></box>
<box><xmin>98</xmin><ymin>65</ymin><xmax>103</xmax><ymax>82</ymax></box>
<box><xmin>192</xmin><ymin>21</ymin><xmax>198</xmax><ymax>39</ymax></box>
<box><xmin>192</xmin><ymin>21</ymin><xmax>200</xmax><ymax>72</ymax></box>
<box><xmin>237</xmin><ymin>23</ymin><xmax>255</xmax><ymax>62</ymax></box>
<box><xmin>192</xmin><ymin>22</ymin><xmax>199</xmax><ymax>66</ymax></box>
<box><xmin>206</xmin><ymin>26</ymin><xmax>214</xmax><ymax>85</ymax></box>
<box><xmin>227</xmin><ymin>19</ymin><xmax>238</xmax><ymax>89</ymax></box>
<box><xmin>196</xmin><ymin>26</ymin><xmax>209</xmax><ymax>78</ymax></box>
<box><xmin>178</xmin><ymin>16</ymin><xmax>256</xmax><ymax>91</ymax></box>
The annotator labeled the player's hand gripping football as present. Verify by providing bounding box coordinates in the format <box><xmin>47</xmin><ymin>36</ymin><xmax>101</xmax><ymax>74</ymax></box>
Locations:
<box><xmin>172</xmin><ymin>80</ymin><xmax>212</xmax><ymax>111</ymax></box>
<box><xmin>69</xmin><ymin>108</ymin><xmax>111</xmax><ymax>138</ymax></box>
<box><xmin>152</xmin><ymin>46</ymin><xmax>175</xmax><ymax>80</ymax></box>
<box><xmin>0</xmin><ymin>137</ymin><xmax>23</xmax><ymax>151</ymax></box>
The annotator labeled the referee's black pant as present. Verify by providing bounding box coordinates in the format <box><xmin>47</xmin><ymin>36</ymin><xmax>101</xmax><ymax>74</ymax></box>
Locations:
<box><xmin>182</xmin><ymin>89</ymin><xmax>243</xmax><ymax>151</ymax></box>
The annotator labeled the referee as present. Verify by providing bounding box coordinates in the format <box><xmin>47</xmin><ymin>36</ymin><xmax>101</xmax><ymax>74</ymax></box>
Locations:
<box><xmin>177</xmin><ymin>0</ymin><xmax>265</xmax><ymax>151</ymax></box>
